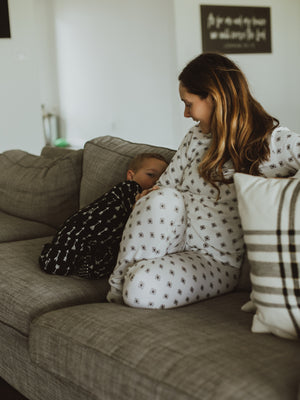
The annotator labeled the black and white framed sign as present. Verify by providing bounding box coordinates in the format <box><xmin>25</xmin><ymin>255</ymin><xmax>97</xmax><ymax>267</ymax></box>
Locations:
<box><xmin>0</xmin><ymin>0</ymin><xmax>11</xmax><ymax>38</ymax></box>
<box><xmin>200</xmin><ymin>5</ymin><xmax>271</xmax><ymax>54</ymax></box>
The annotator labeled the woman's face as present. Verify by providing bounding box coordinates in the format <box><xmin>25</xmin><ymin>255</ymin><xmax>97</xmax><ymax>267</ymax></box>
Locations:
<box><xmin>179</xmin><ymin>82</ymin><xmax>214</xmax><ymax>134</ymax></box>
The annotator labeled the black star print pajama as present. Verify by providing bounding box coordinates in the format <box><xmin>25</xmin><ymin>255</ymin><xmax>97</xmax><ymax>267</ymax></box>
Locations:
<box><xmin>107</xmin><ymin>126</ymin><xmax>300</xmax><ymax>309</ymax></box>
<box><xmin>39</xmin><ymin>181</ymin><xmax>141</xmax><ymax>279</ymax></box>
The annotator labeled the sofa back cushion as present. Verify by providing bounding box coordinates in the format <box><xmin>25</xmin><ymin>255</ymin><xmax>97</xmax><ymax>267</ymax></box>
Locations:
<box><xmin>0</xmin><ymin>148</ymin><xmax>83</xmax><ymax>228</ymax></box>
<box><xmin>40</xmin><ymin>146</ymin><xmax>80</xmax><ymax>159</ymax></box>
<box><xmin>80</xmin><ymin>136</ymin><xmax>176</xmax><ymax>207</ymax></box>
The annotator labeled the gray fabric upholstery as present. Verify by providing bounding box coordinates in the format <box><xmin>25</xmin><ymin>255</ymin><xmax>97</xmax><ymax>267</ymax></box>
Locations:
<box><xmin>0</xmin><ymin>210</ymin><xmax>56</xmax><ymax>242</ymax></box>
<box><xmin>0</xmin><ymin>135</ymin><xmax>298</xmax><ymax>400</ymax></box>
<box><xmin>236</xmin><ymin>255</ymin><xmax>251</xmax><ymax>291</ymax></box>
<box><xmin>0</xmin><ymin>323</ymin><xmax>92</xmax><ymax>400</ymax></box>
<box><xmin>29</xmin><ymin>292</ymin><xmax>300</xmax><ymax>400</ymax></box>
<box><xmin>80</xmin><ymin>135</ymin><xmax>175</xmax><ymax>207</ymax></box>
<box><xmin>0</xmin><ymin>237</ymin><xmax>109</xmax><ymax>335</ymax></box>
<box><xmin>41</xmin><ymin>146</ymin><xmax>83</xmax><ymax>159</ymax></box>
<box><xmin>0</xmin><ymin>149</ymin><xmax>83</xmax><ymax>228</ymax></box>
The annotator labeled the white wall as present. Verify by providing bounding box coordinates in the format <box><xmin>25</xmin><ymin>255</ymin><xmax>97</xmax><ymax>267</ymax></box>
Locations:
<box><xmin>1</xmin><ymin>0</ymin><xmax>300</xmax><ymax>154</ymax></box>
<box><xmin>0</xmin><ymin>0</ymin><xmax>44</xmax><ymax>154</ymax></box>
<box><xmin>34</xmin><ymin>0</ymin><xmax>59</xmax><ymax>117</ymax></box>
<box><xmin>174</xmin><ymin>0</ymin><xmax>300</xmax><ymax>136</ymax></box>
<box><xmin>52</xmin><ymin>0</ymin><xmax>179</xmax><ymax>149</ymax></box>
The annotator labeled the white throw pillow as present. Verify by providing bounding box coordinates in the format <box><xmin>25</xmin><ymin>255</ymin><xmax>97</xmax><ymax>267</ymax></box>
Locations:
<box><xmin>234</xmin><ymin>172</ymin><xmax>300</xmax><ymax>340</ymax></box>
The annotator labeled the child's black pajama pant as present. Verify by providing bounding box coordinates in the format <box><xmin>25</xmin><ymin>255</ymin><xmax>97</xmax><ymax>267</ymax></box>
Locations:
<box><xmin>39</xmin><ymin>181</ymin><xmax>141</xmax><ymax>279</ymax></box>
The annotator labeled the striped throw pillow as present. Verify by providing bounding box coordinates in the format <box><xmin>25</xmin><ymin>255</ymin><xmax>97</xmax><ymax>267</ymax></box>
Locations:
<box><xmin>234</xmin><ymin>172</ymin><xmax>300</xmax><ymax>340</ymax></box>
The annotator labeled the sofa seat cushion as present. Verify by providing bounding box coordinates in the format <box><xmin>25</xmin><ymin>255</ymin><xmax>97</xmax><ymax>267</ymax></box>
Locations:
<box><xmin>80</xmin><ymin>135</ymin><xmax>176</xmax><ymax>207</ymax></box>
<box><xmin>0</xmin><ymin>211</ymin><xmax>56</xmax><ymax>242</ymax></box>
<box><xmin>0</xmin><ymin>237</ymin><xmax>109</xmax><ymax>336</ymax></box>
<box><xmin>29</xmin><ymin>292</ymin><xmax>300</xmax><ymax>400</ymax></box>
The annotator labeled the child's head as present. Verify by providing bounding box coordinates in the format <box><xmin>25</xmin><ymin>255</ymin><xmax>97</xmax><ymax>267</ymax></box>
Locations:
<box><xmin>127</xmin><ymin>153</ymin><xmax>168</xmax><ymax>190</ymax></box>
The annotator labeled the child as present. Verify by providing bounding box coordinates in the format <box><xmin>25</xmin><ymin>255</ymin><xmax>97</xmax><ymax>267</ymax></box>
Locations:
<box><xmin>39</xmin><ymin>153</ymin><xmax>168</xmax><ymax>279</ymax></box>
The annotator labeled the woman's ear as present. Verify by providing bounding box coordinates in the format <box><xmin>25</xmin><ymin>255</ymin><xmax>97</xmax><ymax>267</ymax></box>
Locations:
<box><xmin>127</xmin><ymin>169</ymin><xmax>135</xmax><ymax>181</ymax></box>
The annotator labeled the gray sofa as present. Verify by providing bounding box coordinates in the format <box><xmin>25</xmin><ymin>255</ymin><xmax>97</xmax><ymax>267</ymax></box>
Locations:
<box><xmin>0</xmin><ymin>135</ymin><xmax>299</xmax><ymax>400</ymax></box>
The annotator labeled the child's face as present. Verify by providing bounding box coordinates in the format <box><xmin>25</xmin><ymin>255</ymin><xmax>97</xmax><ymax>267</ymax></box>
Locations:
<box><xmin>127</xmin><ymin>158</ymin><xmax>168</xmax><ymax>190</ymax></box>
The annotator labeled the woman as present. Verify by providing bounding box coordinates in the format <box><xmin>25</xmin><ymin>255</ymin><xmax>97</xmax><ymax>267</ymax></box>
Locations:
<box><xmin>107</xmin><ymin>52</ymin><xmax>300</xmax><ymax>309</ymax></box>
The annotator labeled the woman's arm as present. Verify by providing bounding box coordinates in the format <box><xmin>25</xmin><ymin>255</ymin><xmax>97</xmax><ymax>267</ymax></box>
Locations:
<box><xmin>260</xmin><ymin>127</ymin><xmax>300</xmax><ymax>177</ymax></box>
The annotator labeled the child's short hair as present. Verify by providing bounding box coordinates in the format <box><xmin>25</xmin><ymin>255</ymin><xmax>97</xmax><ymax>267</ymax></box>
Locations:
<box><xmin>128</xmin><ymin>153</ymin><xmax>168</xmax><ymax>172</ymax></box>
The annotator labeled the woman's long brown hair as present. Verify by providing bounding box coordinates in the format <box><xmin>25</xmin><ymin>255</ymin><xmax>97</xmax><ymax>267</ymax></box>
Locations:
<box><xmin>179</xmin><ymin>53</ymin><xmax>279</xmax><ymax>192</ymax></box>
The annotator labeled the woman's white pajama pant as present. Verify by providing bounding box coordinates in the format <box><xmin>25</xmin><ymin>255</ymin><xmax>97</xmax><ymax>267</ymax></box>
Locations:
<box><xmin>107</xmin><ymin>188</ymin><xmax>239</xmax><ymax>309</ymax></box>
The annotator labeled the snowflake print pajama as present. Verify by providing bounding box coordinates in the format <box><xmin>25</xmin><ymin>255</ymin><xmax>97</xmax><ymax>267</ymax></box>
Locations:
<box><xmin>107</xmin><ymin>126</ymin><xmax>300</xmax><ymax>309</ymax></box>
<box><xmin>107</xmin><ymin>187</ymin><xmax>239</xmax><ymax>308</ymax></box>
